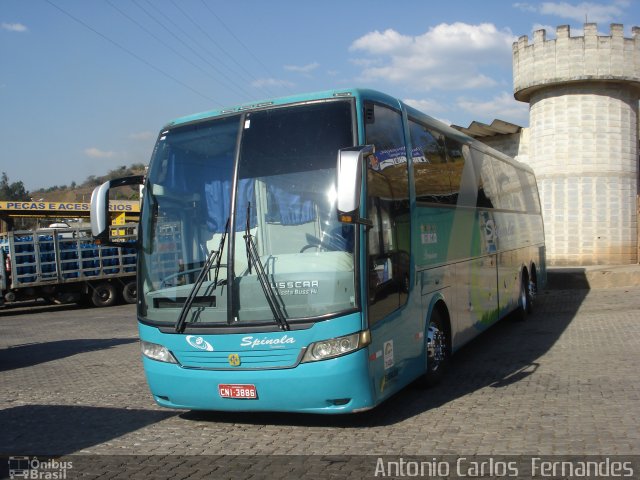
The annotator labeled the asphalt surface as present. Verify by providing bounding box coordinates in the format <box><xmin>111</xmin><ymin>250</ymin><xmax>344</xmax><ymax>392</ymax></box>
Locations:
<box><xmin>1</xmin><ymin>286</ymin><xmax>639</xmax><ymax>478</ymax></box>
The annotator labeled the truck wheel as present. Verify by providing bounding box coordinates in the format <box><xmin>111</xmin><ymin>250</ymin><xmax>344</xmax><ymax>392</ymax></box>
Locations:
<box><xmin>91</xmin><ymin>282</ymin><xmax>117</xmax><ymax>307</ymax></box>
<box><xmin>122</xmin><ymin>280</ymin><xmax>137</xmax><ymax>304</ymax></box>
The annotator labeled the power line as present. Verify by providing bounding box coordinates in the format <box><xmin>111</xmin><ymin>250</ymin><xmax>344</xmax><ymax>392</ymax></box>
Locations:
<box><xmin>200</xmin><ymin>0</ymin><xmax>291</xmax><ymax>95</ymax></box>
<box><xmin>168</xmin><ymin>0</ymin><xmax>274</xmax><ymax>97</ymax></box>
<box><xmin>105</xmin><ymin>0</ymin><xmax>236</xmax><ymax>96</ymax></box>
<box><xmin>133</xmin><ymin>0</ymin><xmax>255</xmax><ymax>100</ymax></box>
<box><xmin>44</xmin><ymin>0</ymin><xmax>222</xmax><ymax>105</ymax></box>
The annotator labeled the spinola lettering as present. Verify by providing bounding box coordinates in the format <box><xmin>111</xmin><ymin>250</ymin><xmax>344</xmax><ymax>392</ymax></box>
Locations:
<box><xmin>241</xmin><ymin>334</ymin><xmax>296</xmax><ymax>349</ymax></box>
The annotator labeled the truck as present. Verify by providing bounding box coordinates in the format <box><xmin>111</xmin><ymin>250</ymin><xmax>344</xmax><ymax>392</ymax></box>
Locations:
<box><xmin>0</xmin><ymin>225</ymin><xmax>136</xmax><ymax>307</ymax></box>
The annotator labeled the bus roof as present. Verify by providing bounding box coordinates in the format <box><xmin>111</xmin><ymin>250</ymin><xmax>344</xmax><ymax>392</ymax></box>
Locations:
<box><xmin>163</xmin><ymin>88</ymin><xmax>399</xmax><ymax>129</ymax></box>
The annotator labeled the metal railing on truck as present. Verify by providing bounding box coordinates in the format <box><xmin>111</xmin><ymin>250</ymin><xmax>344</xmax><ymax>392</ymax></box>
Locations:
<box><xmin>0</xmin><ymin>225</ymin><xmax>137</xmax><ymax>307</ymax></box>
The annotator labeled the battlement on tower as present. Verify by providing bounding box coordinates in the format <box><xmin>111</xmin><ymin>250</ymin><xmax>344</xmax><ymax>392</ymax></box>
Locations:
<box><xmin>513</xmin><ymin>23</ymin><xmax>640</xmax><ymax>102</ymax></box>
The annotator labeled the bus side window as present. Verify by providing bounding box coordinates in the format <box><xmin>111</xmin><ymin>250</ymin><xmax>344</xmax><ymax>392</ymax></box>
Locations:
<box><xmin>409</xmin><ymin>121</ymin><xmax>449</xmax><ymax>204</ymax></box>
<box><xmin>471</xmin><ymin>149</ymin><xmax>499</xmax><ymax>209</ymax></box>
<box><xmin>364</xmin><ymin>103</ymin><xmax>410</xmax><ymax>324</ymax></box>
<box><xmin>491</xmin><ymin>158</ymin><xmax>525</xmax><ymax>212</ymax></box>
<box><xmin>443</xmin><ymin>137</ymin><xmax>466</xmax><ymax>206</ymax></box>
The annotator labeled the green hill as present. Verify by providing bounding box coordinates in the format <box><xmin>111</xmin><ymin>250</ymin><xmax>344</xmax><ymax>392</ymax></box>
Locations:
<box><xmin>29</xmin><ymin>164</ymin><xmax>146</xmax><ymax>203</ymax></box>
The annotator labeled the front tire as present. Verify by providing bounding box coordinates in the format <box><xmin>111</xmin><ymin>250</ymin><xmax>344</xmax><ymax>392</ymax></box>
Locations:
<box><xmin>422</xmin><ymin>309</ymin><xmax>450</xmax><ymax>387</ymax></box>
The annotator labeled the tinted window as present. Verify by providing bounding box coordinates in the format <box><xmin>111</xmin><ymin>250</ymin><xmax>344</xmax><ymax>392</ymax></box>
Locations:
<box><xmin>365</xmin><ymin>103</ymin><xmax>410</xmax><ymax>323</ymax></box>
<box><xmin>409</xmin><ymin>120</ymin><xmax>463</xmax><ymax>205</ymax></box>
<box><xmin>470</xmin><ymin>149</ymin><xmax>499</xmax><ymax>209</ymax></box>
<box><xmin>519</xmin><ymin>170</ymin><xmax>542</xmax><ymax>214</ymax></box>
<box><xmin>444</xmin><ymin>137</ymin><xmax>466</xmax><ymax>204</ymax></box>
<box><xmin>491</xmin><ymin>159</ymin><xmax>525</xmax><ymax>211</ymax></box>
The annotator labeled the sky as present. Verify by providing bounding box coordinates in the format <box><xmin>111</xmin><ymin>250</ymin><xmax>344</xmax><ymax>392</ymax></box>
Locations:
<box><xmin>1</xmin><ymin>0</ymin><xmax>638</xmax><ymax>192</ymax></box>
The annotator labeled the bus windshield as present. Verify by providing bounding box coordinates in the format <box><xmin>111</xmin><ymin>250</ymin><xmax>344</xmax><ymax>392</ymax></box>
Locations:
<box><xmin>140</xmin><ymin>100</ymin><xmax>357</xmax><ymax>327</ymax></box>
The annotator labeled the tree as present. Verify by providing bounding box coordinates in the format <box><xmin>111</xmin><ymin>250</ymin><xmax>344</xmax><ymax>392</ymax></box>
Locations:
<box><xmin>0</xmin><ymin>172</ymin><xmax>30</xmax><ymax>200</ymax></box>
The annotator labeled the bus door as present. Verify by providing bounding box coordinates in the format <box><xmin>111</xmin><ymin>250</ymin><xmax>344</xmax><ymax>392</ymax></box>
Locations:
<box><xmin>363</xmin><ymin>102</ymin><xmax>413</xmax><ymax>398</ymax></box>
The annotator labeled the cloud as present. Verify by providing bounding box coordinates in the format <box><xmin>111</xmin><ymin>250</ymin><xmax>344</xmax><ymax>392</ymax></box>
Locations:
<box><xmin>403</xmin><ymin>98</ymin><xmax>452</xmax><ymax>124</ymax></box>
<box><xmin>403</xmin><ymin>98</ymin><xmax>445</xmax><ymax>114</ymax></box>
<box><xmin>350</xmin><ymin>29</ymin><xmax>412</xmax><ymax>54</ymax></box>
<box><xmin>84</xmin><ymin>147</ymin><xmax>116</xmax><ymax>159</ymax></box>
<box><xmin>514</xmin><ymin>1</ymin><xmax>630</xmax><ymax>23</ymax></box>
<box><xmin>1</xmin><ymin>22</ymin><xmax>28</xmax><ymax>32</ymax></box>
<box><xmin>349</xmin><ymin>23</ymin><xmax>516</xmax><ymax>91</ymax></box>
<box><xmin>512</xmin><ymin>3</ymin><xmax>538</xmax><ymax>13</ymax></box>
<box><xmin>456</xmin><ymin>91</ymin><xmax>529</xmax><ymax>124</ymax></box>
<box><xmin>284</xmin><ymin>62</ymin><xmax>320</xmax><ymax>74</ymax></box>
<box><xmin>251</xmin><ymin>78</ymin><xmax>295</xmax><ymax>88</ymax></box>
<box><xmin>129</xmin><ymin>131</ymin><xmax>155</xmax><ymax>141</ymax></box>
<box><xmin>532</xmin><ymin>23</ymin><xmax>559</xmax><ymax>36</ymax></box>
<box><xmin>349</xmin><ymin>58</ymin><xmax>384</xmax><ymax>68</ymax></box>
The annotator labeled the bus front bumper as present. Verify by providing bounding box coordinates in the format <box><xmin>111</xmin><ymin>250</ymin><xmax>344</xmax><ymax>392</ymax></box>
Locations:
<box><xmin>142</xmin><ymin>348</ymin><xmax>375</xmax><ymax>414</ymax></box>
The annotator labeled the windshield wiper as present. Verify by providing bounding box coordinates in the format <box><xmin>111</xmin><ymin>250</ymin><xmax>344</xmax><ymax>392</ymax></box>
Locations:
<box><xmin>243</xmin><ymin>203</ymin><xmax>290</xmax><ymax>331</ymax></box>
<box><xmin>175</xmin><ymin>218</ymin><xmax>229</xmax><ymax>333</ymax></box>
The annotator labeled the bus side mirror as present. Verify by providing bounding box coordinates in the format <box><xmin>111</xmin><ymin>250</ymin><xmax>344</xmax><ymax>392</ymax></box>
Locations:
<box><xmin>336</xmin><ymin>145</ymin><xmax>374</xmax><ymax>225</ymax></box>
<box><xmin>91</xmin><ymin>175</ymin><xmax>144</xmax><ymax>245</ymax></box>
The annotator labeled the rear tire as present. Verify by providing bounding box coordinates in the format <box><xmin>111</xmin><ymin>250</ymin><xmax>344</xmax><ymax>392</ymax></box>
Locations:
<box><xmin>421</xmin><ymin>309</ymin><xmax>450</xmax><ymax>387</ymax></box>
<box><xmin>516</xmin><ymin>270</ymin><xmax>533</xmax><ymax>320</ymax></box>
<box><xmin>91</xmin><ymin>282</ymin><xmax>117</xmax><ymax>308</ymax></box>
<box><xmin>122</xmin><ymin>280</ymin><xmax>137</xmax><ymax>304</ymax></box>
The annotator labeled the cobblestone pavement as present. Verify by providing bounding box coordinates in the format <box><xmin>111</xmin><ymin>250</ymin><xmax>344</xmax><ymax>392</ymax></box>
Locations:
<box><xmin>0</xmin><ymin>287</ymin><xmax>639</xmax><ymax>478</ymax></box>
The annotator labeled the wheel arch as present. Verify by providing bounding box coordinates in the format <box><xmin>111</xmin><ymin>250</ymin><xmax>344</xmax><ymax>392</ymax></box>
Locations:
<box><xmin>425</xmin><ymin>294</ymin><xmax>452</xmax><ymax>352</ymax></box>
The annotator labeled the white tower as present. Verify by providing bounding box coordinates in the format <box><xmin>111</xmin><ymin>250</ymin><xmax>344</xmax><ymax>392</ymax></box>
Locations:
<box><xmin>513</xmin><ymin>24</ymin><xmax>640</xmax><ymax>265</ymax></box>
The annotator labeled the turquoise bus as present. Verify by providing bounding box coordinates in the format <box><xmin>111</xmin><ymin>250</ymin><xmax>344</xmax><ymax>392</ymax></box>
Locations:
<box><xmin>91</xmin><ymin>89</ymin><xmax>545</xmax><ymax>413</ymax></box>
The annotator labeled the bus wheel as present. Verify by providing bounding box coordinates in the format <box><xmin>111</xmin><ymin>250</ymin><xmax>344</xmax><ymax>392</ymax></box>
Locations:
<box><xmin>122</xmin><ymin>280</ymin><xmax>137</xmax><ymax>304</ymax></box>
<box><xmin>422</xmin><ymin>310</ymin><xmax>449</xmax><ymax>387</ymax></box>
<box><xmin>516</xmin><ymin>270</ymin><xmax>533</xmax><ymax>320</ymax></box>
<box><xmin>91</xmin><ymin>282</ymin><xmax>117</xmax><ymax>308</ymax></box>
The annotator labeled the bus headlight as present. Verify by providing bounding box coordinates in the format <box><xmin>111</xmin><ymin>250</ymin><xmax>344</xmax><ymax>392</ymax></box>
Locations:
<box><xmin>301</xmin><ymin>330</ymin><xmax>371</xmax><ymax>363</ymax></box>
<box><xmin>141</xmin><ymin>341</ymin><xmax>178</xmax><ymax>364</ymax></box>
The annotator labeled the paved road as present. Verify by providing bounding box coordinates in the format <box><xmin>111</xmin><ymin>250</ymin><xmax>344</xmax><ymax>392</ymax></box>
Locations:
<box><xmin>0</xmin><ymin>287</ymin><xmax>639</xmax><ymax>478</ymax></box>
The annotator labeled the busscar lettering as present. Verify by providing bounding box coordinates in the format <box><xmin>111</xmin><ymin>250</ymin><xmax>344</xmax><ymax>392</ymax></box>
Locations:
<box><xmin>270</xmin><ymin>280</ymin><xmax>319</xmax><ymax>295</ymax></box>
<box><xmin>271</xmin><ymin>280</ymin><xmax>319</xmax><ymax>289</ymax></box>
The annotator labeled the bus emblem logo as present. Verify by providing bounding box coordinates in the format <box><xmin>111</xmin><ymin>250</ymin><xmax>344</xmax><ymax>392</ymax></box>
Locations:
<box><xmin>186</xmin><ymin>336</ymin><xmax>214</xmax><ymax>352</ymax></box>
<box><xmin>228</xmin><ymin>354</ymin><xmax>241</xmax><ymax>367</ymax></box>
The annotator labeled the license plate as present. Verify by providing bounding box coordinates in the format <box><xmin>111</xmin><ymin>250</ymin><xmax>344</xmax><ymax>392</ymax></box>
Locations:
<box><xmin>218</xmin><ymin>384</ymin><xmax>258</xmax><ymax>399</ymax></box>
